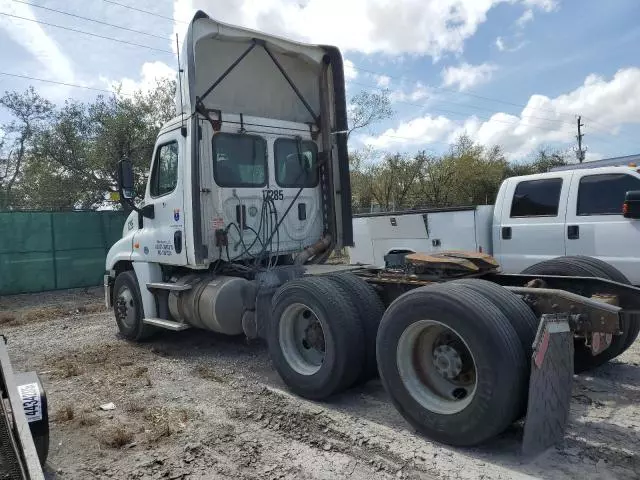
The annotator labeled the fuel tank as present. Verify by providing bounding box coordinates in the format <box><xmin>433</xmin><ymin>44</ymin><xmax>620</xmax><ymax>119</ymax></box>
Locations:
<box><xmin>168</xmin><ymin>275</ymin><xmax>251</xmax><ymax>335</ymax></box>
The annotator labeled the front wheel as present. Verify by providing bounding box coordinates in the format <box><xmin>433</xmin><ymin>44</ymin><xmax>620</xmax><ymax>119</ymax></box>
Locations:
<box><xmin>113</xmin><ymin>271</ymin><xmax>154</xmax><ymax>341</ymax></box>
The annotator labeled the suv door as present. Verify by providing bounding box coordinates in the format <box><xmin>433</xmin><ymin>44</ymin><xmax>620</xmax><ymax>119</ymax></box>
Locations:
<box><xmin>496</xmin><ymin>174</ymin><xmax>570</xmax><ymax>273</ymax></box>
<box><xmin>565</xmin><ymin>171</ymin><xmax>640</xmax><ymax>285</ymax></box>
<box><xmin>133</xmin><ymin>132</ymin><xmax>187</xmax><ymax>266</ymax></box>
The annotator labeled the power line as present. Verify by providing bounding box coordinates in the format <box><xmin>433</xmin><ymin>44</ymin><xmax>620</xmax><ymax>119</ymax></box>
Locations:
<box><xmin>351</xmin><ymin>65</ymin><xmax>576</xmax><ymax>119</ymax></box>
<box><xmin>102</xmin><ymin>0</ymin><xmax>185</xmax><ymax>24</ymax></box>
<box><xmin>1</xmin><ymin>72</ymin><xmax>630</xmax><ymax>157</ymax></box>
<box><xmin>94</xmin><ymin>1</ymin><xmax>626</xmax><ymax>134</ymax></box>
<box><xmin>0</xmin><ymin>71</ymin><xmax>133</xmax><ymax>96</ymax></box>
<box><xmin>12</xmin><ymin>0</ymin><xmax>167</xmax><ymax>40</ymax></box>
<box><xmin>0</xmin><ymin>11</ymin><xmax>173</xmax><ymax>54</ymax></box>
<box><xmin>349</xmin><ymin>78</ymin><xmax>627</xmax><ymax>147</ymax></box>
<box><xmin>350</xmin><ymin>80</ymin><xmax>576</xmax><ymax>128</ymax></box>
<box><xmin>351</xmin><ymin>66</ymin><xmax>623</xmax><ymax>136</ymax></box>
<box><xmin>1</xmin><ymin>6</ymin><xmax>628</xmax><ymax>153</ymax></box>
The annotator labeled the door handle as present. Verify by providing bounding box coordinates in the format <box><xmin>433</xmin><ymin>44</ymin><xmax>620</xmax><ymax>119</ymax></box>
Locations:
<box><xmin>502</xmin><ymin>226</ymin><xmax>512</xmax><ymax>240</ymax></box>
<box><xmin>567</xmin><ymin>225</ymin><xmax>579</xmax><ymax>240</ymax></box>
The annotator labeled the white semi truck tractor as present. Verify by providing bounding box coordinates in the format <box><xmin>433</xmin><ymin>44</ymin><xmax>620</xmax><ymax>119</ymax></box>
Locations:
<box><xmin>105</xmin><ymin>11</ymin><xmax>640</xmax><ymax>455</ymax></box>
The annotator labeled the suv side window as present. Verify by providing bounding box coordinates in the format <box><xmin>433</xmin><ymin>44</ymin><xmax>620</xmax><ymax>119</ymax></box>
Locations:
<box><xmin>150</xmin><ymin>141</ymin><xmax>179</xmax><ymax>197</ymax></box>
<box><xmin>510</xmin><ymin>178</ymin><xmax>563</xmax><ymax>217</ymax></box>
<box><xmin>577</xmin><ymin>173</ymin><xmax>640</xmax><ymax>216</ymax></box>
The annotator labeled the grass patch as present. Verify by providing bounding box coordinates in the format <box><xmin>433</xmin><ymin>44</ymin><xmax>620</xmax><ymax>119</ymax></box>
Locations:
<box><xmin>0</xmin><ymin>312</ymin><xmax>18</xmax><ymax>326</ymax></box>
<box><xmin>194</xmin><ymin>365</ymin><xmax>226</xmax><ymax>383</ymax></box>
<box><xmin>54</xmin><ymin>404</ymin><xmax>75</xmax><ymax>423</ymax></box>
<box><xmin>77</xmin><ymin>304</ymin><xmax>107</xmax><ymax>314</ymax></box>
<box><xmin>124</xmin><ymin>401</ymin><xmax>146</xmax><ymax>414</ymax></box>
<box><xmin>100</xmin><ymin>426</ymin><xmax>135</xmax><ymax>448</ymax></box>
<box><xmin>0</xmin><ymin>301</ymin><xmax>104</xmax><ymax>327</ymax></box>
<box><xmin>78</xmin><ymin>413</ymin><xmax>100</xmax><ymax>427</ymax></box>
<box><xmin>55</xmin><ymin>360</ymin><xmax>82</xmax><ymax>378</ymax></box>
<box><xmin>142</xmin><ymin>406</ymin><xmax>193</xmax><ymax>443</ymax></box>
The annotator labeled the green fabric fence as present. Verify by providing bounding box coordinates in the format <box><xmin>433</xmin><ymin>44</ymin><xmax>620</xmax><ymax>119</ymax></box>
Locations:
<box><xmin>0</xmin><ymin>211</ymin><xmax>128</xmax><ymax>295</ymax></box>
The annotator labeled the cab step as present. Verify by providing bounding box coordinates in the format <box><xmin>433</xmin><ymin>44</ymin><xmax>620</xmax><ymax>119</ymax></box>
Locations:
<box><xmin>143</xmin><ymin>318</ymin><xmax>190</xmax><ymax>331</ymax></box>
<box><xmin>146</xmin><ymin>282</ymin><xmax>192</xmax><ymax>292</ymax></box>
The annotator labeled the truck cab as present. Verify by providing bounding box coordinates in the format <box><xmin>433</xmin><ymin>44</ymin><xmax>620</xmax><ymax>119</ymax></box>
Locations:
<box><xmin>108</xmin><ymin>10</ymin><xmax>352</xmax><ymax>277</ymax></box>
<box><xmin>494</xmin><ymin>165</ymin><xmax>640</xmax><ymax>284</ymax></box>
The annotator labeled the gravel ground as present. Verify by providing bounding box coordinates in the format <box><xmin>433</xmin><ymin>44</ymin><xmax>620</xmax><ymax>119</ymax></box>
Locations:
<box><xmin>1</xmin><ymin>288</ymin><xmax>639</xmax><ymax>479</ymax></box>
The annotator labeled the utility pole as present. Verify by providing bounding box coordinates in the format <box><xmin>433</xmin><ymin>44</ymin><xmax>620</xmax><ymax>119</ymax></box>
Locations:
<box><xmin>575</xmin><ymin>116</ymin><xmax>586</xmax><ymax>163</ymax></box>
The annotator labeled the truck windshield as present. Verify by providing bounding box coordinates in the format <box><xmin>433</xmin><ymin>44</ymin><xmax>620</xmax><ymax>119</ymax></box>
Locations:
<box><xmin>274</xmin><ymin>138</ymin><xmax>318</xmax><ymax>188</ymax></box>
<box><xmin>212</xmin><ymin>133</ymin><xmax>267</xmax><ymax>187</ymax></box>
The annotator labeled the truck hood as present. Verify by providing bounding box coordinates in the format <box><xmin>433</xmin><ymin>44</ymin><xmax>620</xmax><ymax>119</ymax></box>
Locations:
<box><xmin>178</xmin><ymin>11</ymin><xmax>332</xmax><ymax>124</ymax></box>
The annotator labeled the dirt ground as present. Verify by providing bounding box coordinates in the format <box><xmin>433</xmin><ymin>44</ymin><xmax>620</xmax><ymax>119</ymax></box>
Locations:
<box><xmin>1</xmin><ymin>288</ymin><xmax>639</xmax><ymax>480</ymax></box>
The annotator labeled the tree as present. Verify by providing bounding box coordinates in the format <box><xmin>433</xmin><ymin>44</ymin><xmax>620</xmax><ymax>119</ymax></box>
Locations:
<box><xmin>447</xmin><ymin>135</ymin><xmax>507</xmax><ymax>205</ymax></box>
<box><xmin>347</xmin><ymin>90</ymin><xmax>393</xmax><ymax>140</ymax></box>
<box><xmin>0</xmin><ymin>87</ymin><xmax>54</xmax><ymax>209</ymax></box>
<box><xmin>367</xmin><ymin>153</ymin><xmax>425</xmax><ymax>211</ymax></box>
<box><xmin>415</xmin><ymin>152</ymin><xmax>457</xmax><ymax>207</ymax></box>
<box><xmin>25</xmin><ymin>79</ymin><xmax>176</xmax><ymax>209</ymax></box>
<box><xmin>505</xmin><ymin>146</ymin><xmax>570</xmax><ymax>177</ymax></box>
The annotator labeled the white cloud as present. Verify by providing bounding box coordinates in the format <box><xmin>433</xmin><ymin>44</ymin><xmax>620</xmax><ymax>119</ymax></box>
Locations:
<box><xmin>389</xmin><ymin>82</ymin><xmax>431</xmax><ymax>103</ymax></box>
<box><xmin>441</xmin><ymin>63</ymin><xmax>497</xmax><ymax>91</ymax></box>
<box><xmin>0</xmin><ymin>0</ymin><xmax>75</xmax><ymax>96</ymax></box>
<box><xmin>362</xmin><ymin>115</ymin><xmax>453</xmax><ymax>149</ymax></box>
<box><xmin>522</xmin><ymin>0</ymin><xmax>558</xmax><ymax>12</ymax></box>
<box><xmin>343</xmin><ymin>59</ymin><xmax>358</xmax><ymax>81</ymax></box>
<box><xmin>516</xmin><ymin>9</ymin><xmax>534</xmax><ymax>28</ymax></box>
<box><xmin>375</xmin><ymin>75</ymin><xmax>391</xmax><ymax>88</ymax></box>
<box><xmin>364</xmin><ymin>68</ymin><xmax>640</xmax><ymax>160</ymax></box>
<box><xmin>102</xmin><ymin>61</ymin><xmax>176</xmax><ymax>94</ymax></box>
<box><xmin>495</xmin><ymin>36</ymin><xmax>527</xmax><ymax>52</ymax></box>
<box><xmin>173</xmin><ymin>0</ymin><xmax>556</xmax><ymax>58</ymax></box>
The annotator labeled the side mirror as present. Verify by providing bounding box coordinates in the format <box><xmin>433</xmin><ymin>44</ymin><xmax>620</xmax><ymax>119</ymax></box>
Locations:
<box><xmin>623</xmin><ymin>190</ymin><xmax>640</xmax><ymax>219</ymax></box>
<box><xmin>118</xmin><ymin>157</ymin><xmax>135</xmax><ymax>199</ymax></box>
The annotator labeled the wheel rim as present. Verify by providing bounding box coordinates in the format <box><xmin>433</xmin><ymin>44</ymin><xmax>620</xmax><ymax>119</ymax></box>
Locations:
<box><xmin>279</xmin><ymin>303</ymin><xmax>325</xmax><ymax>376</ymax></box>
<box><xmin>396</xmin><ymin>320</ymin><xmax>477</xmax><ymax>415</ymax></box>
<box><xmin>115</xmin><ymin>286</ymin><xmax>137</xmax><ymax>329</ymax></box>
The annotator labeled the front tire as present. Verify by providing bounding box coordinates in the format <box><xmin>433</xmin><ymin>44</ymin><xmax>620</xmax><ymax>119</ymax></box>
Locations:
<box><xmin>376</xmin><ymin>283</ymin><xmax>527</xmax><ymax>446</ymax></box>
<box><xmin>113</xmin><ymin>271</ymin><xmax>154</xmax><ymax>341</ymax></box>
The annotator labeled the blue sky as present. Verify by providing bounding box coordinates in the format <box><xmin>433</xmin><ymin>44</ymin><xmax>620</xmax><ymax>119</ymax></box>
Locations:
<box><xmin>1</xmin><ymin>0</ymin><xmax>639</xmax><ymax>162</ymax></box>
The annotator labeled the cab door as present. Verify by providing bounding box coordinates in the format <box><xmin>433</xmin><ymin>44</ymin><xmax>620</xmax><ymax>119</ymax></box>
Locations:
<box><xmin>565</xmin><ymin>171</ymin><xmax>640</xmax><ymax>285</ymax></box>
<box><xmin>134</xmin><ymin>130</ymin><xmax>187</xmax><ymax>265</ymax></box>
<box><xmin>495</xmin><ymin>174</ymin><xmax>570</xmax><ymax>273</ymax></box>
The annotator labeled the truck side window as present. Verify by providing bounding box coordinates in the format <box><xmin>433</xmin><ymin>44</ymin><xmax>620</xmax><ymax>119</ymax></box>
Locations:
<box><xmin>150</xmin><ymin>141</ymin><xmax>179</xmax><ymax>197</ymax></box>
<box><xmin>274</xmin><ymin>138</ymin><xmax>318</xmax><ymax>188</ymax></box>
<box><xmin>577</xmin><ymin>174</ymin><xmax>640</xmax><ymax>216</ymax></box>
<box><xmin>510</xmin><ymin>178</ymin><xmax>562</xmax><ymax>217</ymax></box>
<box><xmin>212</xmin><ymin>133</ymin><xmax>267</xmax><ymax>187</ymax></box>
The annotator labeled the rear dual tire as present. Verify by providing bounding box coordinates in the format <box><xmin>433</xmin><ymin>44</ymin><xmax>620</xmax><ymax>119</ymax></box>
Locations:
<box><xmin>326</xmin><ymin>273</ymin><xmax>385</xmax><ymax>382</ymax></box>
<box><xmin>377</xmin><ymin>282</ymin><xmax>529</xmax><ymax>446</ymax></box>
<box><xmin>522</xmin><ymin>256</ymin><xmax>638</xmax><ymax>372</ymax></box>
<box><xmin>268</xmin><ymin>277</ymin><xmax>365</xmax><ymax>400</ymax></box>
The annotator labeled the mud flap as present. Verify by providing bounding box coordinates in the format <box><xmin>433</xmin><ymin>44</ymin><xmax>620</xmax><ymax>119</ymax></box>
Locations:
<box><xmin>522</xmin><ymin>314</ymin><xmax>574</xmax><ymax>458</ymax></box>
